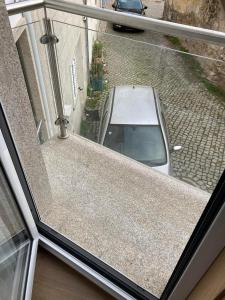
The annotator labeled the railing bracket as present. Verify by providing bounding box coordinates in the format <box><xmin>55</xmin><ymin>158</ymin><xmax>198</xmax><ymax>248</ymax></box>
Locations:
<box><xmin>40</xmin><ymin>34</ymin><xmax>59</xmax><ymax>44</ymax></box>
<box><xmin>55</xmin><ymin>117</ymin><xmax>69</xmax><ymax>139</ymax></box>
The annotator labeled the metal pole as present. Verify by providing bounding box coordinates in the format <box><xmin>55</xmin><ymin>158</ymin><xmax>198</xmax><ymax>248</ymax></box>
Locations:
<box><xmin>7</xmin><ymin>0</ymin><xmax>44</xmax><ymax>15</ymax></box>
<box><xmin>83</xmin><ymin>0</ymin><xmax>90</xmax><ymax>83</ymax></box>
<box><xmin>44</xmin><ymin>0</ymin><xmax>225</xmax><ymax>45</ymax></box>
<box><xmin>7</xmin><ymin>0</ymin><xmax>225</xmax><ymax>45</ymax></box>
<box><xmin>40</xmin><ymin>16</ymin><xmax>69</xmax><ymax>139</ymax></box>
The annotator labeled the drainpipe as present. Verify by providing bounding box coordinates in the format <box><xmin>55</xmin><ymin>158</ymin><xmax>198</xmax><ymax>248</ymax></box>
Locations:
<box><xmin>23</xmin><ymin>12</ymin><xmax>54</xmax><ymax>138</ymax></box>
<box><xmin>83</xmin><ymin>0</ymin><xmax>90</xmax><ymax>83</ymax></box>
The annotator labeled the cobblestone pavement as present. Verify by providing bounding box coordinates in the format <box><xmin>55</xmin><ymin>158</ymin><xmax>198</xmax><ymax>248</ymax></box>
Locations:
<box><xmin>94</xmin><ymin>4</ymin><xmax>225</xmax><ymax>193</ymax></box>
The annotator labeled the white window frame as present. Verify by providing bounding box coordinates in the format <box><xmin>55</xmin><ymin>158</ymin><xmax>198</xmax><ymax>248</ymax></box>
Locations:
<box><xmin>0</xmin><ymin>130</ymin><xmax>39</xmax><ymax>300</ymax></box>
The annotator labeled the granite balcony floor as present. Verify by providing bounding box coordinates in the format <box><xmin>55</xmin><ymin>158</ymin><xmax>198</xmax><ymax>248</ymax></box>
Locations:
<box><xmin>41</xmin><ymin>134</ymin><xmax>209</xmax><ymax>297</ymax></box>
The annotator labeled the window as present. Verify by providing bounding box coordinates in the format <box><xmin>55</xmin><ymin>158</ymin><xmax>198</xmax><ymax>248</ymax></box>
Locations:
<box><xmin>4</xmin><ymin>2</ymin><xmax>225</xmax><ymax>300</ymax></box>
<box><xmin>104</xmin><ymin>125</ymin><xmax>167</xmax><ymax>166</ymax></box>
<box><xmin>0</xmin><ymin>166</ymin><xmax>31</xmax><ymax>300</ymax></box>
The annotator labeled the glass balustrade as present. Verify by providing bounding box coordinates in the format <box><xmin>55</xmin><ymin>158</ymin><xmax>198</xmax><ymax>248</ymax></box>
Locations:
<box><xmin>10</xmin><ymin>8</ymin><xmax>225</xmax><ymax>297</ymax></box>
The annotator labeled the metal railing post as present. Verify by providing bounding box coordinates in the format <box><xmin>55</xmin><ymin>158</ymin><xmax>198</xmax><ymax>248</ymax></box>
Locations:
<box><xmin>40</xmin><ymin>18</ymin><xmax>69</xmax><ymax>139</ymax></box>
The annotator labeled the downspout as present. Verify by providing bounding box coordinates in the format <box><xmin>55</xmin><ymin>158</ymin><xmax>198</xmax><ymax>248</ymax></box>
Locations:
<box><xmin>23</xmin><ymin>11</ymin><xmax>54</xmax><ymax>138</ymax></box>
<box><xmin>83</xmin><ymin>0</ymin><xmax>90</xmax><ymax>83</ymax></box>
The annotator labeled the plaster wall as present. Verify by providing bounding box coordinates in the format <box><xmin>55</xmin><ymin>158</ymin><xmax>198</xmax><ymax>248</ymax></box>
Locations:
<box><xmin>163</xmin><ymin>0</ymin><xmax>225</xmax><ymax>88</ymax></box>
<box><xmin>30</xmin><ymin>1</ymin><xmax>99</xmax><ymax>136</ymax></box>
<box><xmin>9</xmin><ymin>0</ymin><xmax>99</xmax><ymax>137</ymax></box>
<box><xmin>0</xmin><ymin>0</ymin><xmax>53</xmax><ymax>216</ymax></box>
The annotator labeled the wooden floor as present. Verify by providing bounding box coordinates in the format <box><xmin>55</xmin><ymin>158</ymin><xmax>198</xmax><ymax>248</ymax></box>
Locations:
<box><xmin>32</xmin><ymin>246</ymin><xmax>225</xmax><ymax>300</ymax></box>
<box><xmin>32</xmin><ymin>247</ymin><xmax>115</xmax><ymax>300</ymax></box>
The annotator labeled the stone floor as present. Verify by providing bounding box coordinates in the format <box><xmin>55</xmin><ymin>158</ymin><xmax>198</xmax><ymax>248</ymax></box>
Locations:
<box><xmin>94</xmin><ymin>4</ymin><xmax>225</xmax><ymax>194</ymax></box>
<box><xmin>41</xmin><ymin>135</ymin><xmax>209</xmax><ymax>298</ymax></box>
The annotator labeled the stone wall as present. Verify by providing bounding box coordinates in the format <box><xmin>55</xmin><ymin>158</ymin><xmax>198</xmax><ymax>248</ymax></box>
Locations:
<box><xmin>163</xmin><ymin>0</ymin><xmax>225</xmax><ymax>89</ymax></box>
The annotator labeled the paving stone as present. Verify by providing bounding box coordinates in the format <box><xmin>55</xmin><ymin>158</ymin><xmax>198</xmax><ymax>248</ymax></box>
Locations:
<box><xmin>94</xmin><ymin>4</ymin><xmax>225</xmax><ymax>194</ymax></box>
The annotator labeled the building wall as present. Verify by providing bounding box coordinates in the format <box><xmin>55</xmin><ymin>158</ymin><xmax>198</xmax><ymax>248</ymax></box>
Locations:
<box><xmin>10</xmin><ymin>0</ymin><xmax>99</xmax><ymax>138</ymax></box>
<box><xmin>45</xmin><ymin>10</ymin><xmax>88</xmax><ymax>135</ymax></box>
<box><xmin>0</xmin><ymin>0</ymin><xmax>53</xmax><ymax>216</ymax></box>
<box><xmin>33</xmin><ymin>1</ymin><xmax>99</xmax><ymax>136</ymax></box>
<box><xmin>163</xmin><ymin>0</ymin><xmax>225</xmax><ymax>89</ymax></box>
<box><xmin>16</xmin><ymin>29</ymin><xmax>49</xmax><ymax>143</ymax></box>
<box><xmin>163</xmin><ymin>0</ymin><xmax>225</xmax><ymax>30</ymax></box>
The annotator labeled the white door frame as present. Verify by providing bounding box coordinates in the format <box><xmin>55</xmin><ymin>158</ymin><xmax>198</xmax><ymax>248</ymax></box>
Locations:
<box><xmin>0</xmin><ymin>130</ymin><xmax>39</xmax><ymax>300</ymax></box>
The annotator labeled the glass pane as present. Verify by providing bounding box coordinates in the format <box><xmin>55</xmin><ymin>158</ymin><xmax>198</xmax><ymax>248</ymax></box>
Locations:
<box><xmin>46</xmin><ymin>19</ymin><xmax>224</xmax><ymax>296</ymax></box>
<box><xmin>104</xmin><ymin>125</ymin><xmax>167</xmax><ymax>166</ymax></box>
<box><xmin>0</xmin><ymin>165</ymin><xmax>31</xmax><ymax>300</ymax></box>
<box><xmin>10</xmin><ymin>8</ymin><xmax>225</xmax><ymax>298</ymax></box>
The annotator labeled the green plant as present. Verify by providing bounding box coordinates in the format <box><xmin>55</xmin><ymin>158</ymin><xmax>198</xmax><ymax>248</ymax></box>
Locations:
<box><xmin>86</xmin><ymin>97</ymin><xmax>100</xmax><ymax>109</ymax></box>
<box><xmin>92</xmin><ymin>40</ymin><xmax>103</xmax><ymax>58</ymax></box>
<box><xmin>89</xmin><ymin>39</ymin><xmax>106</xmax><ymax>91</ymax></box>
<box><xmin>91</xmin><ymin>62</ymin><xmax>104</xmax><ymax>79</ymax></box>
<box><xmin>80</xmin><ymin>119</ymin><xmax>91</xmax><ymax>137</ymax></box>
<box><xmin>166</xmin><ymin>35</ymin><xmax>189</xmax><ymax>53</ymax></box>
<box><xmin>87</xmin><ymin>84</ymin><xmax>93</xmax><ymax>97</ymax></box>
<box><xmin>202</xmin><ymin>79</ymin><xmax>225</xmax><ymax>99</ymax></box>
<box><xmin>166</xmin><ymin>35</ymin><xmax>225</xmax><ymax>103</ymax></box>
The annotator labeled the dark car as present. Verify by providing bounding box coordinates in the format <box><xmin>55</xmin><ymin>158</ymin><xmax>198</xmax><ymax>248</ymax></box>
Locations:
<box><xmin>112</xmin><ymin>0</ymin><xmax>147</xmax><ymax>31</ymax></box>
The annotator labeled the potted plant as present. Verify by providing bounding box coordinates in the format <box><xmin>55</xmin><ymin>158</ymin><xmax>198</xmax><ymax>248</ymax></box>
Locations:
<box><xmin>90</xmin><ymin>40</ymin><xmax>105</xmax><ymax>91</ymax></box>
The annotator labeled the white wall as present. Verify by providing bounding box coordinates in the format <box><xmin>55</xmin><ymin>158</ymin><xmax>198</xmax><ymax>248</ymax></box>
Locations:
<box><xmin>7</xmin><ymin>0</ymin><xmax>100</xmax><ymax>137</ymax></box>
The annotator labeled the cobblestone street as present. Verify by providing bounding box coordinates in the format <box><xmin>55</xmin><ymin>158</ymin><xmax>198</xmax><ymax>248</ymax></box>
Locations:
<box><xmin>95</xmin><ymin>2</ymin><xmax>225</xmax><ymax>193</ymax></box>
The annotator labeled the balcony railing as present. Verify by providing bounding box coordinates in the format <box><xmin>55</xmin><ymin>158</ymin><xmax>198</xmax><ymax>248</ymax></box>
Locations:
<box><xmin>5</xmin><ymin>1</ymin><xmax>225</xmax><ymax>299</ymax></box>
<box><xmin>7</xmin><ymin>0</ymin><xmax>225</xmax><ymax>43</ymax></box>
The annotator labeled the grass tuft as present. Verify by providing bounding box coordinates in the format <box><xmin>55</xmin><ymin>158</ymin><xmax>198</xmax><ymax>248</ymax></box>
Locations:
<box><xmin>166</xmin><ymin>35</ymin><xmax>225</xmax><ymax>103</ymax></box>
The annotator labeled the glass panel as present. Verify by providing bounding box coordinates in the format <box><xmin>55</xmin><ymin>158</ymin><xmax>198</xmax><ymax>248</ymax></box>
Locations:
<box><xmin>0</xmin><ymin>165</ymin><xmax>31</xmax><ymax>300</ymax></box>
<box><xmin>10</xmin><ymin>19</ymin><xmax>57</xmax><ymax>218</ymax></box>
<box><xmin>10</xmin><ymin>9</ymin><xmax>225</xmax><ymax>298</ymax></box>
<box><xmin>104</xmin><ymin>125</ymin><xmax>167</xmax><ymax>166</ymax></box>
<box><xmin>47</xmin><ymin>19</ymin><xmax>225</xmax><ymax>296</ymax></box>
<box><xmin>12</xmin><ymin>21</ymin><xmax>57</xmax><ymax>144</ymax></box>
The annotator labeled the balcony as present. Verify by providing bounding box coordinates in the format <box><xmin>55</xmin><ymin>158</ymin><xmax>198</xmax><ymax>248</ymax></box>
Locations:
<box><xmin>2</xmin><ymin>0</ymin><xmax>225</xmax><ymax>298</ymax></box>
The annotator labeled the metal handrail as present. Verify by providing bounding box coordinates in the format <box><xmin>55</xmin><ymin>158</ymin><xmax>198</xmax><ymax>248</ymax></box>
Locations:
<box><xmin>7</xmin><ymin>0</ymin><xmax>44</xmax><ymax>15</ymax></box>
<box><xmin>6</xmin><ymin>0</ymin><xmax>225</xmax><ymax>45</ymax></box>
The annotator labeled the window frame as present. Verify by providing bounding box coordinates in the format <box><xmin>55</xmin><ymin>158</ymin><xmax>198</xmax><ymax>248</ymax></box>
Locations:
<box><xmin>0</xmin><ymin>109</ymin><xmax>39</xmax><ymax>300</ymax></box>
<box><xmin>0</xmin><ymin>102</ymin><xmax>225</xmax><ymax>300</ymax></box>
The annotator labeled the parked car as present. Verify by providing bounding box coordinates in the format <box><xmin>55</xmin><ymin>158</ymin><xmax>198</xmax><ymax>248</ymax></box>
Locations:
<box><xmin>98</xmin><ymin>85</ymin><xmax>182</xmax><ymax>175</ymax></box>
<box><xmin>112</xmin><ymin>0</ymin><xmax>147</xmax><ymax>31</ymax></box>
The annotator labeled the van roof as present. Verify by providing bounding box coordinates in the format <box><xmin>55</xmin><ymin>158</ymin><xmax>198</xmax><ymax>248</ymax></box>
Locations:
<box><xmin>110</xmin><ymin>86</ymin><xmax>159</xmax><ymax>125</ymax></box>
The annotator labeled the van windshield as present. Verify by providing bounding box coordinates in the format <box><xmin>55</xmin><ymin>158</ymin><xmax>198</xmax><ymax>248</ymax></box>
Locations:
<box><xmin>103</xmin><ymin>125</ymin><xmax>167</xmax><ymax>166</ymax></box>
